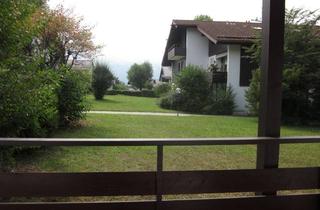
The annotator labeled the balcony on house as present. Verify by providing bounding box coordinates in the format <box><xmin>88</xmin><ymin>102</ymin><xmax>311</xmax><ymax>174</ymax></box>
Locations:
<box><xmin>168</xmin><ymin>44</ymin><xmax>186</xmax><ymax>61</ymax></box>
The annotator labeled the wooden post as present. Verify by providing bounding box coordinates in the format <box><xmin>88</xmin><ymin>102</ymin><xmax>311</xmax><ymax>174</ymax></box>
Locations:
<box><xmin>156</xmin><ymin>145</ymin><xmax>163</xmax><ymax>208</ymax></box>
<box><xmin>256</xmin><ymin>0</ymin><xmax>285</xmax><ymax>194</ymax></box>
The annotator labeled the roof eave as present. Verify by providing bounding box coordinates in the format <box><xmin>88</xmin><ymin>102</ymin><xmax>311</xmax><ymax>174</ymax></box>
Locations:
<box><xmin>216</xmin><ymin>38</ymin><xmax>258</xmax><ymax>44</ymax></box>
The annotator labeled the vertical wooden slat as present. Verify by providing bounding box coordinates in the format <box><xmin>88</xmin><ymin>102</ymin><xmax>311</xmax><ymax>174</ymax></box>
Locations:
<box><xmin>257</xmin><ymin>0</ymin><xmax>286</xmax><ymax>195</ymax></box>
<box><xmin>156</xmin><ymin>145</ymin><xmax>164</xmax><ymax>205</ymax></box>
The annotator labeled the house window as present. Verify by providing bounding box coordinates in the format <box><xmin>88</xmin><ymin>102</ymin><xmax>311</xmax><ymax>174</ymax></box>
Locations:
<box><xmin>178</xmin><ymin>60</ymin><xmax>185</xmax><ymax>72</ymax></box>
<box><xmin>220</xmin><ymin>57</ymin><xmax>227</xmax><ymax>72</ymax></box>
<box><xmin>240</xmin><ymin>47</ymin><xmax>257</xmax><ymax>87</ymax></box>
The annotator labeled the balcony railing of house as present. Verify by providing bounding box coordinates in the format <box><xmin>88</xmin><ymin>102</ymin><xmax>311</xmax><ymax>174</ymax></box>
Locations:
<box><xmin>1</xmin><ymin>0</ymin><xmax>317</xmax><ymax>210</ymax></box>
<box><xmin>168</xmin><ymin>44</ymin><xmax>186</xmax><ymax>61</ymax></box>
<box><xmin>0</xmin><ymin>137</ymin><xmax>319</xmax><ymax>210</ymax></box>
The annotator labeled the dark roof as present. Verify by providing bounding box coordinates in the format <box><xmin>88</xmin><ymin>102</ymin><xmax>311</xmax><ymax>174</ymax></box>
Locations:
<box><xmin>172</xmin><ymin>20</ymin><xmax>261</xmax><ymax>43</ymax></box>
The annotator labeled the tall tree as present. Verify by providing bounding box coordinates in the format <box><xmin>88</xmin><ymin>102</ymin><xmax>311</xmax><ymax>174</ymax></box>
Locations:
<box><xmin>194</xmin><ymin>15</ymin><xmax>213</xmax><ymax>21</ymax></box>
<box><xmin>0</xmin><ymin>0</ymin><xmax>46</xmax><ymax>64</ymax></box>
<box><xmin>33</xmin><ymin>5</ymin><xmax>100</xmax><ymax>70</ymax></box>
<box><xmin>246</xmin><ymin>8</ymin><xmax>320</xmax><ymax>123</ymax></box>
<box><xmin>127</xmin><ymin>62</ymin><xmax>153</xmax><ymax>90</ymax></box>
<box><xmin>92</xmin><ymin>63</ymin><xmax>114</xmax><ymax>100</ymax></box>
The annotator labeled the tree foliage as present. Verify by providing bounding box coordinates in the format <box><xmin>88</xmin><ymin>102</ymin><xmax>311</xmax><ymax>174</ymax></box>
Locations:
<box><xmin>58</xmin><ymin>70</ymin><xmax>89</xmax><ymax>126</ymax></box>
<box><xmin>33</xmin><ymin>5</ymin><xmax>100</xmax><ymax>70</ymax></box>
<box><xmin>194</xmin><ymin>15</ymin><xmax>213</xmax><ymax>21</ymax></box>
<box><xmin>92</xmin><ymin>63</ymin><xmax>114</xmax><ymax>100</ymax></box>
<box><xmin>127</xmin><ymin>62</ymin><xmax>153</xmax><ymax>90</ymax></box>
<box><xmin>245</xmin><ymin>69</ymin><xmax>261</xmax><ymax>115</ymax></box>
<box><xmin>0</xmin><ymin>66</ymin><xmax>59</xmax><ymax>137</ymax></box>
<box><xmin>0</xmin><ymin>0</ymin><xmax>45</xmax><ymax>63</ymax></box>
<box><xmin>0</xmin><ymin>0</ymin><xmax>95</xmax><ymax>170</ymax></box>
<box><xmin>176</xmin><ymin>65</ymin><xmax>210</xmax><ymax>112</ymax></box>
<box><xmin>246</xmin><ymin>8</ymin><xmax>320</xmax><ymax>123</ymax></box>
<box><xmin>203</xmin><ymin>86</ymin><xmax>236</xmax><ymax>115</ymax></box>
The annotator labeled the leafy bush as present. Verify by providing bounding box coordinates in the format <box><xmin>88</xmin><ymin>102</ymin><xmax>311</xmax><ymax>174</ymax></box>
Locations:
<box><xmin>0</xmin><ymin>64</ymin><xmax>60</xmax><ymax>171</ymax></box>
<box><xmin>57</xmin><ymin>70</ymin><xmax>90</xmax><ymax>126</ymax></box>
<box><xmin>113</xmin><ymin>82</ymin><xmax>128</xmax><ymax>91</ymax></box>
<box><xmin>92</xmin><ymin>63</ymin><xmax>114</xmax><ymax>100</ymax></box>
<box><xmin>159</xmin><ymin>92</ymin><xmax>186</xmax><ymax>110</ymax></box>
<box><xmin>154</xmin><ymin>83</ymin><xmax>171</xmax><ymax>97</ymax></box>
<box><xmin>0</xmin><ymin>146</ymin><xmax>16</xmax><ymax>172</ymax></box>
<box><xmin>203</xmin><ymin>87</ymin><xmax>236</xmax><ymax>115</ymax></box>
<box><xmin>246</xmin><ymin>8</ymin><xmax>320</xmax><ymax>124</ymax></box>
<box><xmin>0</xmin><ymin>66</ymin><xmax>59</xmax><ymax>137</ymax></box>
<box><xmin>245</xmin><ymin>69</ymin><xmax>260</xmax><ymax>115</ymax></box>
<box><xmin>77</xmin><ymin>69</ymin><xmax>92</xmax><ymax>92</ymax></box>
<box><xmin>144</xmin><ymin>81</ymin><xmax>154</xmax><ymax>90</ymax></box>
<box><xmin>176</xmin><ymin>65</ymin><xmax>209</xmax><ymax>112</ymax></box>
<box><xmin>106</xmin><ymin>90</ymin><xmax>156</xmax><ymax>98</ymax></box>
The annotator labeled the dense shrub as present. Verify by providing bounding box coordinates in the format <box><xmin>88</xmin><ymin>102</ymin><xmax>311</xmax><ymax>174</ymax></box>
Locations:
<box><xmin>0</xmin><ymin>66</ymin><xmax>59</xmax><ymax>137</ymax></box>
<box><xmin>113</xmin><ymin>82</ymin><xmax>128</xmax><ymax>91</ymax></box>
<box><xmin>76</xmin><ymin>69</ymin><xmax>92</xmax><ymax>93</ymax></box>
<box><xmin>176</xmin><ymin>65</ymin><xmax>209</xmax><ymax>112</ymax></box>
<box><xmin>144</xmin><ymin>81</ymin><xmax>154</xmax><ymax>90</ymax></box>
<box><xmin>246</xmin><ymin>68</ymin><xmax>320</xmax><ymax>124</ymax></box>
<box><xmin>106</xmin><ymin>90</ymin><xmax>156</xmax><ymax>98</ymax></box>
<box><xmin>0</xmin><ymin>146</ymin><xmax>15</xmax><ymax>172</ymax></box>
<box><xmin>159</xmin><ymin>92</ymin><xmax>186</xmax><ymax>110</ymax></box>
<box><xmin>92</xmin><ymin>63</ymin><xmax>114</xmax><ymax>100</ymax></box>
<box><xmin>246</xmin><ymin>8</ymin><xmax>320</xmax><ymax>124</ymax></box>
<box><xmin>57</xmin><ymin>70</ymin><xmax>90</xmax><ymax>126</ymax></box>
<box><xmin>203</xmin><ymin>87</ymin><xmax>236</xmax><ymax>115</ymax></box>
<box><xmin>141</xmin><ymin>90</ymin><xmax>156</xmax><ymax>97</ymax></box>
<box><xmin>154</xmin><ymin>83</ymin><xmax>171</xmax><ymax>97</ymax></box>
<box><xmin>0</xmin><ymin>65</ymin><xmax>60</xmax><ymax>171</ymax></box>
<box><xmin>245</xmin><ymin>69</ymin><xmax>260</xmax><ymax>115</ymax></box>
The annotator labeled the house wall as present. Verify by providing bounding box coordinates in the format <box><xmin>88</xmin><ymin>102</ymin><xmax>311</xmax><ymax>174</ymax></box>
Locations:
<box><xmin>227</xmin><ymin>45</ymin><xmax>248</xmax><ymax>113</ymax></box>
<box><xmin>186</xmin><ymin>28</ymin><xmax>209</xmax><ymax>69</ymax></box>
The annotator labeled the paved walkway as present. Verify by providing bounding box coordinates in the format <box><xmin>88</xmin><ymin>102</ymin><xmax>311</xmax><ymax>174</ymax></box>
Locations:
<box><xmin>88</xmin><ymin>111</ymin><xmax>202</xmax><ymax>117</ymax></box>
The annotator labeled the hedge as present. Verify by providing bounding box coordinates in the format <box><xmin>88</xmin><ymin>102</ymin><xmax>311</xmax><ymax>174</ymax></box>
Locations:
<box><xmin>107</xmin><ymin>90</ymin><xmax>156</xmax><ymax>98</ymax></box>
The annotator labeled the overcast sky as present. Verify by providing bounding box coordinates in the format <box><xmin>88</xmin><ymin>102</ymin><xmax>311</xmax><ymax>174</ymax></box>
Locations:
<box><xmin>48</xmin><ymin>0</ymin><xmax>319</xmax><ymax>82</ymax></box>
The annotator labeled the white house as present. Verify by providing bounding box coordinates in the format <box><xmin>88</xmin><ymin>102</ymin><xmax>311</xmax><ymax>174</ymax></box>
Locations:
<box><xmin>160</xmin><ymin>20</ymin><xmax>261</xmax><ymax>113</ymax></box>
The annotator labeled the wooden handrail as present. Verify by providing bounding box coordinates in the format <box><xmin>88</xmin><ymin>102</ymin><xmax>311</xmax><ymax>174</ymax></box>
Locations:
<box><xmin>0</xmin><ymin>136</ymin><xmax>319</xmax><ymax>210</ymax></box>
<box><xmin>0</xmin><ymin>136</ymin><xmax>319</xmax><ymax>146</ymax></box>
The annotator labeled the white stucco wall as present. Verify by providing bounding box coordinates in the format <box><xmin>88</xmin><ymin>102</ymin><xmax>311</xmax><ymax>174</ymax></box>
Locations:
<box><xmin>227</xmin><ymin>45</ymin><xmax>248</xmax><ymax>113</ymax></box>
<box><xmin>186</xmin><ymin>28</ymin><xmax>209</xmax><ymax>69</ymax></box>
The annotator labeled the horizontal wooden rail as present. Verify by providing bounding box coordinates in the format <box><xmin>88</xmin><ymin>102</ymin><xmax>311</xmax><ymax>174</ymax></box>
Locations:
<box><xmin>1</xmin><ymin>194</ymin><xmax>319</xmax><ymax>210</ymax></box>
<box><xmin>0</xmin><ymin>137</ymin><xmax>319</xmax><ymax>210</ymax></box>
<box><xmin>0</xmin><ymin>136</ymin><xmax>320</xmax><ymax>146</ymax></box>
<box><xmin>0</xmin><ymin>172</ymin><xmax>156</xmax><ymax>197</ymax></box>
<box><xmin>1</xmin><ymin>168</ymin><xmax>319</xmax><ymax>197</ymax></box>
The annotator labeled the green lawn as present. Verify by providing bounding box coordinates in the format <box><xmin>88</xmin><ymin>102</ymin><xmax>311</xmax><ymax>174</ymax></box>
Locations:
<box><xmin>17</xmin><ymin>114</ymin><xmax>320</xmax><ymax>174</ymax></box>
<box><xmin>87</xmin><ymin>95</ymin><xmax>173</xmax><ymax>113</ymax></box>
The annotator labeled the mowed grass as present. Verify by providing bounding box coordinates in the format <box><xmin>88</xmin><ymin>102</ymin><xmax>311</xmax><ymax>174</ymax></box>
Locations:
<box><xmin>87</xmin><ymin>95</ymin><xmax>173</xmax><ymax>113</ymax></box>
<box><xmin>17</xmin><ymin>114</ymin><xmax>320</xmax><ymax>174</ymax></box>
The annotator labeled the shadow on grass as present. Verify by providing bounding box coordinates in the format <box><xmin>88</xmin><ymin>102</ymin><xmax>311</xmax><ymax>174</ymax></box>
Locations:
<box><xmin>94</xmin><ymin>98</ymin><xmax>121</xmax><ymax>104</ymax></box>
<box><xmin>15</xmin><ymin>146</ymin><xmax>68</xmax><ymax>172</ymax></box>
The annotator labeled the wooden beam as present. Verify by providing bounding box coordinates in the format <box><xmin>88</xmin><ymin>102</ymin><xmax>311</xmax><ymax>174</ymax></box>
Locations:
<box><xmin>257</xmin><ymin>0</ymin><xmax>285</xmax><ymax>166</ymax></box>
<box><xmin>1</xmin><ymin>168</ymin><xmax>319</xmax><ymax>197</ymax></box>
<box><xmin>257</xmin><ymin>0</ymin><xmax>286</xmax><ymax>195</ymax></box>
<box><xmin>1</xmin><ymin>194</ymin><xmax>319</xmax><ymax>210</ymax></box>
<box><xmin>1</xmin><ymin>137</ymin><xmax>320</xmax><ymax>147</ymax></box>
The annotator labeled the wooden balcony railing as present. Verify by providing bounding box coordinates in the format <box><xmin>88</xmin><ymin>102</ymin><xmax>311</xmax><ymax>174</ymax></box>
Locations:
<box><xmin>0</xmin><ymin>137</ymin><xmax>319</xmax><ymax>210</ymax></box>
<box><xmin>168</xmin><ymin>45</ymin><xmax>186</xmax><ymax>61</ymax></box>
